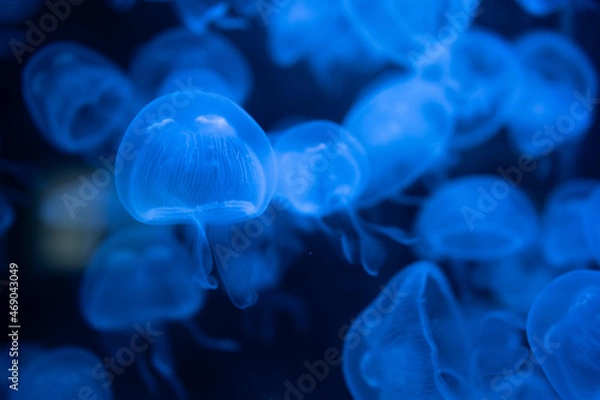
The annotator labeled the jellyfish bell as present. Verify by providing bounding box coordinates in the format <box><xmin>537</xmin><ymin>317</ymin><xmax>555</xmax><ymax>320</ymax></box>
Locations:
<box><xmin>130</xmin><ymin>28</ymin><xmax>252</xmax><ymax>105</ymax></box>
<box><xmin>342</xmin><ymin>260</ymin><xmax>470</xmax><ymax>400</ymax></box>
<box><xmin>22</xmin><ymin>41</ymin><xmax>138</xmax><ymax>154</ymax></box>
<box><xmin>514</xmin><ymin>0</ymin><xmax>596</xmax><ymax>16</ymax></box>
<box><xmin>115</xmin><ymin>91</ymin><xmax>276</xmax><ymax>288</ymax></box>
<box><xmin>527</xmin><ymin>269</ymin><xmax>600</xmax><ymax>400</ymax></box>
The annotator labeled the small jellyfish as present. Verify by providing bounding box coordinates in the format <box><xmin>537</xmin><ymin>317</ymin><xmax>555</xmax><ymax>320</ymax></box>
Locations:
<box><xmin>342</xmin><ymin>261</ymin><xmax>470</xmax><ymax>400</ymax></box>
<box><xmin>542</xmin><ymin>179</ymin><xmax>599</xmax><ymax>268</ymax></box>
<box><xmin>22</xmin><ymin>41</ymin><xmax>138</xmax><ymax>154</ymax></box>
<box><xmin>506</xmin><ymin>31</ymin><xmax>598</xmax><ymax>179</ymax></box>
<box><xmin>130</xmin><ymin>28</ymin><xmax>252</xmax><ymax>104</ymax></box>
<box><xmin>115</xmin><ymin>91</ymin><xmax>276</xmax><ymax>289</ymax></box>
<box><xmin>265</xmin><ymin>0</ymin><xmax>386</xmax><ymax>89</ymax></box>
<box><xmin>344</xmin><ymin>74</ymin><xmax>455</xmax><ymax>208</ymax></box>
<box><xmin>414</xmin><ymin>175</ymin><xmax>539</xmax><ymax>263</ymax></box>
<box><xmin>0</xmin><ymin>0</ymin><xmax>44</xmax><ymax>25</ymax></box>
<box><xmin>342</xmin><ymin>0</ymin><xmax>480</xmax><ymax>66</ymax></box>
<box><xmin>9</xmin><ymin>346</ymin><xmax>113</xmax><ymax>400</ymax></box>
<box><xmin>80</xmin><ymin>225</ymin><xmax>238</xmax><ymax>400</ymax></box>
<box><xmin>423</xmin><ymin>28</ymin><xmax>523</xmax><ymax>150</ymax></box>
<box><xmin>514</xmin><ymin>0</ymin><xmax>596</xmax><ymax>16</ymax></box>
<box><xmin>583</xmin><ymin>185</ymin><xmax>600</xmax><ymax>265</ymax></box>
<box><xmin>527</xmin><ymin>269</ymin><xmax>600</xmax><ymax>400</ymax></box>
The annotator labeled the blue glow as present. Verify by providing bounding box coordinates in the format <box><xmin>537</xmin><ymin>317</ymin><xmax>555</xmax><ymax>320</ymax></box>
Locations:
<box><xmin>342</xmin><ymin>0</ymin><xmax>480</xmax><ymax>66</ymax></box>
<box><xmin>507</xmin><ymin>31</ymin><xmax>598</xmax><ymax>158</ymax></box>
<box><xmin>0</xmin><ymin>195</ymin><xmax>14</xmax><ymax>236</ymax></box>
<box><xmin>514</xmin><ymin>0</ymin><xmax>595</xmax><ymax>16</ymax></box>
<box><xmin>0</xmin><ymin>0</ymin><xmax>44</xmax><ymax>25</ymax></box>
<box><xmin>22</xmin><ymin>42</ymin><xmax>137</xmax><ymax>154</ymax></box>
<box><xmin>424</xmin><ymin>28</ymin><xmax>523</xmax><ymax>150</ymax></box>
<box><xmin>10</xmin><ymin>347</ymin><xmax>113</xmax><ymax>400</ymax></box>
<box><xmin>342</xmin><ymin>260</ymin><xmax>469</xmax><ymax>400</ymax></box>
<box><xmin>583</xmin><ymin>185</ymin><xmax>600</xmax><ymax>265</ymax></box>
<box><xmin>542</xmin><ymin>179</ymin><xmax>599</xmax><ymax>268</ymax></box>
<box><xmin>104</xmin><ymin>0</ymin><xmax>137</xmax><ymax>12</ymax></box>
<box><xmin>527</xmin><ymin>269</ymin><xmax>600</xmax><ymax>400</ymax></box>
<box><xmin>130</xmin><ymin>28</ymin><xmax>252</xmax><ymax>105</ymax></box>
<box><xmin>415</xmin><ymin>175</ymin><xmax>539</xmax><ymax>261</ymax></box>
<box><xmin>344</xmin><ymin>74</ymin><xmax>454</xmax><ymax>207</ymax></box>
<box><xmin>174</xmin><ymin>0</ymin><xmax>250</xmax><ymax>32</ymax></box>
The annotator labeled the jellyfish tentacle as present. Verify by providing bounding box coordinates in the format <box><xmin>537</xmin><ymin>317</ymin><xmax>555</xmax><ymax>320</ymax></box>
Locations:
<box><xmin>182</xmin><ymin>320</ymin><xmax>241</xmax><ymax>352</ymax></box>
<box><xmin>150</xmin><ymin>327</ymin><xmax>188</xmax><ymax>400</ymax></box>
<box><xmin>192</xmin><ymin>219</ymin><xmax>218</xmax><ymax>289</ymax></box>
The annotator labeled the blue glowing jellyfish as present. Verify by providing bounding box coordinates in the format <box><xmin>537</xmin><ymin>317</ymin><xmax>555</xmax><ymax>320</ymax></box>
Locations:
<box><xmin>342</xmin><ymin>260</ymin><xmax>470</xmax><ymax>400</ymax></box>
<box><xmin>527</xmin><ymin>269</ymin><xmax>600</xmax><ymax>400</ymax></box>
<box><xmin>342</xmin><ymin>0</ymin><xmax>480</xmax><ymax>67</ymax></box>
<box><xmin>80</xmin><ymin>225</ymin><xmax>239</xmax><ymax>400</ymax></box>
<box><xmin>130</xmin><ymin>28</ymin><xmax>252</xmax><ymax>105</ymax></box>
<box><xmin>414</xmin><ymin>175</ymin><xmax>539</xmax><ymax>262</ymax></box>
<box><xmin>542</xmin><ymin>179</ymin><xmax>599</xmax><ymax>268</ymax></box>
<box><xmin>0</xmin><ymin>0</ymin><xmax>44</xmax><ymax>25</ymax></box>
<box><xmin>22</xmin><ymin>41</ymin><xmax>138</xmax><ymax>154</ymax></box>
<box><xmin>344</xmin><ymin>74</ymin><xmax>455</xmax><ymax>208</ymax></box>
<box><xmin>173</xmin><ymin>0</ymin><xmax>251</xmax><ymax>32</ymax></box>
<box><xmin>583</xmin><ymin>185</ymin><xmax>600</xmax><ymax>265</ymax></box>
<box><xmin>265</xmin><ymin>0</ymin><xmax>386</xmax><ymax>88</ymax></box>
<box><xmin>115</xmin><ymin>91</ymin><xmax>276</xmax><ymax>289</ymax></box>
<box><xmin>9</xmin><ymin>346</ymin><xmax>113</xmax><ymax>400</ymax></box>
<box><xmin>514</xmin><ymin>0</ymin><xmax>596</xmax><ymax>16</ymax></box>
<box><xmin>507</xmin><ymin>31</ymin><xmax>598</xmax><ymax>178</ymax></box>
<box><xmin>423</xmin><ymin>28</ymin><xmax>523</xmax><ymax>150</ymax></box>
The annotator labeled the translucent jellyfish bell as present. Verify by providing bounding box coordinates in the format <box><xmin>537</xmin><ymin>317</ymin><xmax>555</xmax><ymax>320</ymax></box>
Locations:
<box><xmin>115</xmin><ymin>91</ymin><xmax>276</xmax><ymax>288</ymax></box>
<box><xmin>342</xmin><ymin>0</ymin><xmax>480</xmax><ymax>66</ymax></box>
<box><xmin>344</xmin><ymin>74</ymin><xmax>455</xmax><ymax>208</ymax></box>
<box><xmin>342</xmin><ymin>261</ymin><xmax>469</xmax><ymax>400</ymax></box>
<box><xmin>527</xmin><ymin>269</ymin><xmax>600</xmax><ymax>400</ymax></box>
<box><xmin>542</xmin><ymin>179</ymin><xmax>599</xmax><ymax>268</ymax></box>
<box><xmin>22</xmin><ymin>41</ymin><xmax>137</xmax><ymax>154</ymax></box>
<box><xmin>507</xmin><ymin>31</ymin><xmax>598</xmax><ymax>164</ymax></box>
<box><xmin>130</xmin><ymin>28</ymin><xmax>252</xmax><ymax>105</ymax></box>
<box><xmin>80</xmin><ymin>225</ymin><xmax>238</xmax><ymax>399</ymax></box>
<box><xmin>424</xmin><ymin>29</ymin><xmax>523</xmax><ymax>150</ymax></box>
<box><xmin>414</xmin><ymin>175</ymin><xmax>539</xmax><ymax>262</ymax></box>
<box><xmin>10</xmin><ymin>347</ymin><xmax>113</xmax><ymax>400</ymax></box>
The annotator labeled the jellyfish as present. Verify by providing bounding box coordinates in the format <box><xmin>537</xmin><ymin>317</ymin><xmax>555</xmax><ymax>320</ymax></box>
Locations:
<box><xmin>414</xmin><ymin>175</ymin><xmax>539</xmax><ymax>263</ymax></box>
<box><xmin>80</xmin><ymin>225</ymin><xmax>239</xmax><ymax>400</ymax></box>
<box><xmin>583</xmin><ymin>185</ymin><xmax>600</xmax><ymax>265</ymax></box>
<box><xmin>0</xmin><ymin>0</ymin><xmax>44</xmax><ymax>25</ymax></box>
<box><xmin>265</xmin><ymin>0</ymin><xmax>386</xmax><ymax>89</ymax></box>
<box><xmin>527</xmin><ymin>269</ymin><xmax>600</xmax><ymax>400</ymax></box>
<box><xmin>129</xmin><ymin>27</ymin><xmax>252</xmax><ymax>104</ymax></box>
<box><xmin>342</xmin><ymin>0</ymin><xmax>480</xmax><ymax>67</ymax></box>
<box><xmin>506</xmin><ymin>31</ymin><xmax>598</xmax><ymax>180</ymax></box>
<box><xmin>9</xmin><ymin>346</ymin><xmax>113</xmax><ymax>400</ymax></box>
<box><xmin>514</xmin><ymin>0</ymin><xmax>596</xmax><ymax>16</ymax></box>
<box><xmin>342</xmin><ymin>260</ymin><xmax>470</xmax><ymax>400</ymax></box>
<box><xmin>22</xmin><ymin>41</ymin><xmax>138</xmax><ymax>154</ymax></box>
<box><xmin>422</xmin><ymin>28</ymin><xmax>523</xmax><ymax>150</ymax></box>
<box><xmin>173</xmin><ymin>0</ymin><xmax>252</xmax><ymax>32</ymax></box>
<box><xmin>542</xmin><ymin>179</ymin><xmax>599</xmax><ymax>268</ymax></box>
<box><xmin>344</xmin><ymin>74</ymin><xmax>455</xmax><ymax>208</ymax></box>
<box><xmin>115</xmin><ymin>91</ymin><xmax>276</xmax><ymax>289</ymax></box>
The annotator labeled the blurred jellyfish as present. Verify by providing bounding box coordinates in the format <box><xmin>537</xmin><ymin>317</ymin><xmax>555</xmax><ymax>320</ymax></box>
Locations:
<box><xmin>342</xmin><ymin>0</ymin><xmax>480</xmax><ymax>67</ymax></box>
<box><xmin>130</xmin><ymin>28</ymin><xmax>252</xmax><ymax>104</ymax></box>
<box><xmin>527</xmin><ymin>269</ymin><xmax>600</xmax><ymax>400</ymax></box>
<box><xmin>9</xmin><ymin>346</ymin><xmax>113</xmax><ymax>400</ymax></box>
<box><xmin>265</xmin><ymin>0</ymin><xmax>386</xmax><ymax>89</ymax></box>
<box><xmin>514</xmin><ymin>0</ymin><xmax>596</xmax><ymax>16</ymax></box>
<box><xmin>342</xmin><ymin>261</ymin><xmax>470</xmax><ymax>399</ymax></box>
<box><xmin>414</xmin><ymin>175</ymin><xmax>539</xmax><ymax>263</ymax></box>
<box><xmin>173</xmin><ymin>0</ymin><xmax>251</xmax><ymax>32</ymax></box>
<box><xmin>115</xmin><ymin>91</ymin><xmax>276</xmax><ymax>289</ymax></box>
<box><xmin>423</xmin><ymin>28</ymin><xmax>523</xmax><ymax>150</ymax></box>
<box><xmin>80</xmin><ymin>225</ymin><xmax>239</xmax><ymax>400</ymax></box>
<box><xmin>344</xmin><ymin>74</ymin><xmax>455</xmax><ymax>208</ymax></box>
<box><xmin>22</xmin><ymin>41</ymin><xmax>138</xmax><ymax>154</ymax></box>
<box><xmin>583</xmin><ymin>185</ymin><xmax>600</xmax><ymax>265</ymax></box>
<box><xmin>507</xmin><ymin>31</ymin><xmax>598</xmax><ymax>180</ymax></box>
<box><xmin>0</xmin><ymin>0</ymin><xmax>44</xmax><ymax>25</ymax></box>
<box><xmin>542</xmin><ymin>179</ymin><xmax>599</xmax><ymax>268</ymax></box>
